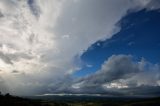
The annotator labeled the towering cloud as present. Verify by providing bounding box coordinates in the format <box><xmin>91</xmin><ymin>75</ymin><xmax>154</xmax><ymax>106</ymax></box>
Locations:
<box><xmin>0</xmin><ymin>0</ymin><xmax>159</xmax><ymax>95</ymax></box>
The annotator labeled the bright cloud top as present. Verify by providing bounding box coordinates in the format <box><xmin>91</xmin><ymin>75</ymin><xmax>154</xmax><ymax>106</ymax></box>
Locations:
<box><xmin>0</xmin><ymin>0</ymin><xmax>159</xmax><ymax>95</ymax></box>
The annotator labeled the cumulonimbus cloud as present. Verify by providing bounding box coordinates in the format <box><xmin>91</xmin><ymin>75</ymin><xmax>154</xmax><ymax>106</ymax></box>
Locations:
<box><xmin>0</xmin><ymin>0</ymin><xmax>159</xmax><ymax>95</ymax></box>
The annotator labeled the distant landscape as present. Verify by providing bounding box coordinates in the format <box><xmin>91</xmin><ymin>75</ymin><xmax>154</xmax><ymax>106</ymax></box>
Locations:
<box><xmin>1</xmin><ymin>93</ymin><xmax>160</xmax><ymax>106</ymax></box>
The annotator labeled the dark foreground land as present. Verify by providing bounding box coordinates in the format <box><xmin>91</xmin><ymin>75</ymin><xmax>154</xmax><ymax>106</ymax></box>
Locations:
<box><xmin>0</xmin><ymin>94</ymin><xmax>160</xmax><ymax>106</ymax></box>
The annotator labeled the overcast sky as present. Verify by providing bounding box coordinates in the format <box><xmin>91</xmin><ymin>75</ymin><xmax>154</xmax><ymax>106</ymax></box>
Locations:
<box><xmin>0</xmin><ymin>0</ymin><xmax>160</xmax><ymax>96</ymax></box>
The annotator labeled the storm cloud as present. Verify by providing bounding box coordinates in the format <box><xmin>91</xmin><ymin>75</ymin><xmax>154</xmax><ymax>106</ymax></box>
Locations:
<box><xmin>0</xmin><ymin>0</ymin><xmax>160</xmax><ymax>96</ymax></box>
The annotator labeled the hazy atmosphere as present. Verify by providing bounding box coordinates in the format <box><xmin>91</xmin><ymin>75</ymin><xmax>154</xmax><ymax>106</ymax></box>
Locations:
<box><xmin>0</xmin><ymin>0</ymin><xmax>160</xmax><ymax>97</ymax></box>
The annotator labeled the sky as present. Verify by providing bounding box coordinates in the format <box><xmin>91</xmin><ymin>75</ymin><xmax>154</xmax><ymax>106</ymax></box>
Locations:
<box><xmin>0</xmin><ymin>0</ymin><xmax>160</xmax><ymax>97</ymax></box>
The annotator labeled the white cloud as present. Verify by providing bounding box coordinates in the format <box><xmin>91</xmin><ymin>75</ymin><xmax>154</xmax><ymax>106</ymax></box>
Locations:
<box><xmin>103</xmin><ymin>82</ymin><xmax>129</xmax><ymax>89</ymax></box>
<box><xmin>86</xmin><ymin>64</ymin><xmax>93</xmax><ymax>68</ymax></box>
<box><xmin>0</xmin><ymin>0</ymin><xmax>159</xmax><ymax>95</ymax></box>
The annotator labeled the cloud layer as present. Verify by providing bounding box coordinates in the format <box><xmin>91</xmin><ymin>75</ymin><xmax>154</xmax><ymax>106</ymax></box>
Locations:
<box><xmin>70</xmin><ymin>55</ymin><xmax>160</xmax><ymax>96</ymax></box>
<box><xmin>0</xmin><ymin>0</ymin><xmax>160</xmax><ymax>96</ymax></box>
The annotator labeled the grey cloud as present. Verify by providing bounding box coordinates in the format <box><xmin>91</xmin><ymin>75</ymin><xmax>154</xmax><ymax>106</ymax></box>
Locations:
<box><xmin>54</xmin><ymin>0</ymin><xmax>128</xmax><ymax>45</ymax></box>
<box><xmin>0</xmin><ymin>51</ymin><xmax>33</xmax><ymax>65</ymax></box>
<box><xmin>69</xmin><ymin>55</ymin><xmax>160</xmax><ymax>96</ymax></box>
<box><xmin>27</xmin><ymin>0</ymin><xmax>41</xmax><ymax>18</ymax></box>
<box><xmin>146</xmin><ymin>0</ymin><xmax>160</xmax><ymax>10</ymax></box>
<box><xmin>0</xmin><ymin>52</ymin><xmax>13</xmax><ymax>64</ymax></box>
<box><xmin>0</xmin><ymin>11</ymin><xmax>4</xmax><ymax>18</ymax></box>
<box><xmin>12</xmin><ymin>70</ymin><xmax>19</xmax><ymax>73</ymax></box>
<box><xmin>28</xmin><ymin>33</ymin><xmax>36</xmax><ymax>44</ymax></box>
<box><xmin>78</xmin><ymin>55</ymin><xmax>139</xmax><ymax>86</ymax></box>
<box><xmin>7</xmin><ymin>53</ymin><xmax>33</xmax><ymax>61</ymax></box>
